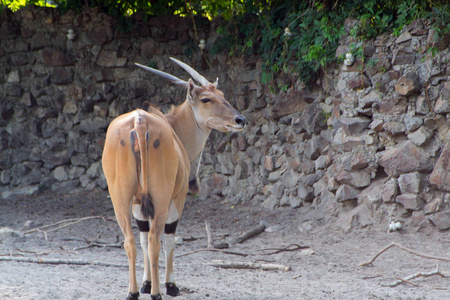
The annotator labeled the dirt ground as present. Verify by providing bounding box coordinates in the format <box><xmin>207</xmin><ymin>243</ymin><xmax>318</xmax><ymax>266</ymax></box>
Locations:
<box><xmin>0</xmin><ymin>189</ymin><xmax>449</xmax><ymax>300</ymax></box>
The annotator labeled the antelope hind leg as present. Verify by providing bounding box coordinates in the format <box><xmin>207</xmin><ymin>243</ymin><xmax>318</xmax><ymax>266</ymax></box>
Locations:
<box><xmin>132</xmin><ymin>204</ymin><xmax>153</xmax><ymax>295</ymax></box>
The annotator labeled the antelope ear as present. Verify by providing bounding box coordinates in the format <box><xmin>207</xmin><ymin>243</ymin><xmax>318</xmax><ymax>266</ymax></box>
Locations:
<box><xmin>187</xmin><ymin>79</ymin><xmax>198</xmax><ymax>104</ymax></box>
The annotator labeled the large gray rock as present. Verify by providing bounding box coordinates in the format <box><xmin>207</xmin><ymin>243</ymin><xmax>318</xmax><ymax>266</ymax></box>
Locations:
<box><xmin>336</xmin><ymin>170</ymin><xmax>371</xmax><ymax>188</ymax></box>
<box><xmin>335</xmin><ymin>184</ymin><xmax>359</xmax><ymax>202</ymax></box>
<box><xmin>428</xmin><ymin>211</ymin><xmax>450</xmax><ymax>230</ymax></box>
<box><xmin>297</xmin><ymin>103</ymin><xmax>327</xmax><ymax>134</ymax></box>
<box><xmin>430</xmin><ymin>142</ymin><xmax>450</xmax><ymax>192</ymax></box>
<box><xmin>339</xmin><ymin>117</ymin><xmax>371</xmax><ymax>135</ymax></box>
<box><xmin>271</xmin><ymin>91</ymin><xmax>307</xmax><ymax>120</ymax></box>
<box><xmin>408</xmin><ymin>126</ymin><xmax>432</xmax><ymax>146</ymax></box>
<box><xmin>396</xmin><ymin>194</ymin><xmax>423</xmax><ymax>210</ymax></box>
<box><xmin>379</xmin><ymin>141</ymin><xmax>435</xmax><ymax>177</ymax></box>
<box><xmin>42</xmin><ymin>147</ymin><xmax>71</xmax><ymax>169</ymax></box>
<box><xmin>51</xmin><ymin>179</ymin><xmax>80</xmax><ymax>194</ymax></box>
<box><xmin>398</xmin><ymin>172</ymin><xmax>422</xmax><ymax>194</ymax></box>
<box><xmin>304</xmin><ymin>136</ymin><xmax>324</xmax><ymax>160</ymax></box>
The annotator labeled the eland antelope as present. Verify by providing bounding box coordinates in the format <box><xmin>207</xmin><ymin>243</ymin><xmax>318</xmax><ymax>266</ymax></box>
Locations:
<box><xmin>102</xmin><ymin>58</ymin><xmax>246</xmax><ymax>300</ymax></box>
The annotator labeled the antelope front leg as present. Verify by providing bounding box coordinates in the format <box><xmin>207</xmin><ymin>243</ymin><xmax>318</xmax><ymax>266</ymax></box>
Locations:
<box><xmin>188</xmin><ymin>154</ymin><xmax>202</xmax><ymax>194</ymax></box>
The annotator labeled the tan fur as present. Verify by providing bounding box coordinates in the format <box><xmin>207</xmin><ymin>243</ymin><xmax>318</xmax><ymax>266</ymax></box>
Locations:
<box><xmin>102</xmin><ymin>109</ymin><xmax>189</xmax><ymax>297</ymax></box>
<box><xmin>102</xmin><ymin>64</ymin><xmax>245</xmax><ymax>299</ymax></box>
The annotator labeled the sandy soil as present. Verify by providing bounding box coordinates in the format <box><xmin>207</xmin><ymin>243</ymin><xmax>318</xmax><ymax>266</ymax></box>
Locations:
<box><xmin>0</xmin><ymin>190</ymin><xmax>449</xmax><ymax>300</ymax></box>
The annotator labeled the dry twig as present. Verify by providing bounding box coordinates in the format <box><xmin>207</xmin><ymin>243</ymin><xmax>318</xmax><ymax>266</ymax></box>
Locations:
<box><xmin>389</xmin><ymin>265</ymin><xmax>450</xmax><ymax>290</ymax></box>
<box><xmin>204</xmin><ymin>220</ymin><xmax>212</xmax><ymax>248</ymax></box>
<box><xmin>0</xmin><ymin>256</ymin><xmax>127</xmax><ymax>268</ymax></box>
<box><xmin>9</xmin><ymin>248</ymin><xmax>75</xmax><ymax>257</ymax></box>
<box><xmin>232</xmin><ymin>223</ymin><xmax>266</xmax><ymax>244</ymax></box>
<box><xmin>74</xmin><ymin>242</ymin><xmax>123</xmax><ymax>251</ymax></box>
<box><xmin>260</xmin><ymin>244</ymin><xmax>309</xmax><ymax>255</ymax></box>
<box><xmin>23</xmin><ymin>215</ymin><xmax>112</xmax><ymax>240</ymax></box>
<box><xmin>359</xmin><ymin>242</ymin><xmax>450</xmax><ymax>266</ymax></box>
<box><xmin>176</xmin><ymin>248</ymin><xmax>250</xmax><ymax>258</ymax></box>
<box><xmin>208</xmin><ymin>260</ymin><xmax>292</xmax><ymax>272</ymax></box>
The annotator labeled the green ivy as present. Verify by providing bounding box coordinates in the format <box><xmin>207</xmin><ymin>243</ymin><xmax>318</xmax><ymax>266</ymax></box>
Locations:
<box><xmin>3</xmin><ymin>0</ymin><xmax>450</xmax><ymax>87</ymax></box>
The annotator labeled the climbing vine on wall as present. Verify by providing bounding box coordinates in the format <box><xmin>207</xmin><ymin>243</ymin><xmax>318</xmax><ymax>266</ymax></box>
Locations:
<box><xmin>2</xmin><ymin>0</ymin><xmax>449</xmax><ymax>87</ymax></box>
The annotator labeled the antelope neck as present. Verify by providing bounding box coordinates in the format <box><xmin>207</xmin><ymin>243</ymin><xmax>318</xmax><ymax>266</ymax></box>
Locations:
<box><xmin>172</xmin><ymin>101</ymin><xmax>211</xmax><ymax>162</ymax></box>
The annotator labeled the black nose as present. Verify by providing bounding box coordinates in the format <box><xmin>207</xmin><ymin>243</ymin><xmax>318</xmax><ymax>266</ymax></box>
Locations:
<box><xmin>234</xmin><ymin>115</ymin><xmax>246</xmax><ymax>127</ymax></box>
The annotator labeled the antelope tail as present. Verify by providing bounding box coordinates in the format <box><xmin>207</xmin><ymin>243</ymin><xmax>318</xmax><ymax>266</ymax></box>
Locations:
<box><xmin>130</xmin><ymin>114</ymin><xmax>154</xmax><ymax>219</ymax></box>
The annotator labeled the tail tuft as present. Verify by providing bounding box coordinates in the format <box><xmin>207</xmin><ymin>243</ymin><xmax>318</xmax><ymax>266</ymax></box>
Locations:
<box><xmin>142</xmin><ymin>101</ymin><xmax>151</xmax><ymax>112</ymax></box>
<box><xmin>141</xmin><ymin>194</ymin><xmax>154</xmax><ymax>219</ymax></box>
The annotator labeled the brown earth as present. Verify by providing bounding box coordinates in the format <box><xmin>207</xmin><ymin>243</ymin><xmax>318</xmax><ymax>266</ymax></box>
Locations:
<box><xmin>0</xmin><ymin>190</ymin><xmax>449</xmax><ymax>300</ymax></box>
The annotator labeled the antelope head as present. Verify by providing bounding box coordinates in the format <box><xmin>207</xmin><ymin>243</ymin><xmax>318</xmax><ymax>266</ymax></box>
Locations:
<box><xmin>135</xmin><ymin>58</ymin><xmax>246</xmax><ymax>133</ymax></box>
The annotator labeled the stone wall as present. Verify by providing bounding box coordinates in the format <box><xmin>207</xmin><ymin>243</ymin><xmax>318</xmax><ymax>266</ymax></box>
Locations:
<box><xmin>1</xmin><ymin>7</ymin><xmax>449</xmax><ymax>231</ymax></box>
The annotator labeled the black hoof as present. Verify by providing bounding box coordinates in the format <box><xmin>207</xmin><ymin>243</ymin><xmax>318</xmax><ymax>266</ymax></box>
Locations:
<box><xmin>140</xmin><ymin>281</ymin><xmax>152</xmax><ymax>294</ymax></box>
<box><xmin>151</xmin><ymin>294</ymin><xmax>162</xmax><ymax>300</ymax></box>
<box><xmin>126</xmin><ymin>291</ymin><xmax>139</xmax><ymax>300</ymax></box>
<box><xmin>166</xmin><ymin>282</ymin><xmax>180</xmax><ymax>296</ymax></box>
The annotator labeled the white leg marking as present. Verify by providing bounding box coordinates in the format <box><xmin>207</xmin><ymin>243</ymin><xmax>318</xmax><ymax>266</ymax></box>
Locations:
<box><xmin>132</xmin><ymin>204</ymin><xmax>148</xmax><ymax>221</ymax></box>
<box><xmin>140</xmin><ymin>232</ymin><xmax>151</xmax><ymax>282</ymax></box>
<box><xmin>166</xmin><ymin>201</ymin><xmax>179</xmax><ymax>224</ymax></box>
<box><xmin>164</xmin><ymin>234</ymin><xmax>176</xmax><ymax>283</ymax></box>
<box><xmin>133</xmin><ymin>204</ymin><xmax>151</xmax><ymax>283</ymax></box>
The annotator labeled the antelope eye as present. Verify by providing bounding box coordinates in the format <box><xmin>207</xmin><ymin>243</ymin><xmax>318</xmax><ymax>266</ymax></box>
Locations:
<box><xmin>201</xmin><ymin>98</ymin><xmax>211</xmax><ymax>103</ymax></box>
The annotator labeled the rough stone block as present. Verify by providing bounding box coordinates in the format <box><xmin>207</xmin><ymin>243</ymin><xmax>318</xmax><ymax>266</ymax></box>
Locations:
<box><xmin>7</xmin><ymin>70</ymin><xmax>20</xmax><ymax>83</ymax></box>
<box><xmin>423</xmin><ymin>196</ymin><xmax>443</xmax><ymax>215</ymax></box>
<box><xmin>392</xmin><ymin>47</ymin><xmax>415</xmax><ymax>65</ymax></box>
<box><xmin>380</xmin><ymin>141</ymin><xmax>435</xmax><ymax>177</ymax></box>
<box><xmin>384</xmin><ymin>121</ymin><xmax>406</xmax><ymax>135</ymax></box>
<box><xmin>281</xmin><ymin>169</ymin><xmax>299</xmax><ymax>189</ymax></box>
<box><xmin>430</xmin><ymin>142</ymin><xmax>450</xmax><ymax>192</ymax></box>
<box><xmin>407</xmin><ymin>126</ymin><xmax>432</xmax><ymax>146</ymax></box>
<box><xmin>359</xmin><ymin>90</ymin><xmax>381</xmax><ymax>109</ymax></box>
<box><xmin>339</xmin><ymin>116</ymin><xmax>371</xmax><ymax>135</ymax></box>
<box><xmin>398</xmin><ymin>172</ymin><xmax>422</xmax><ymax>194</ymax></box>
<box><xmin>350</xmin><ymin>153</ymin><xmax>369</xmax><ymax>170</ymax></box>
<box><xmin>264</xmin><ymin>156</ymin><xmax>274</xmax><ymax>171</ymax></box>
<box><xmin>395</xmin><ymin>32</ymin><xmax>412</xmax><ymax>44</ymax></box>
<box><xmin>315</xmin><ymin>155</ymin><xmax>329</xmax><ymax>170</ymax></box>
<box><xmin>434</xmin><ymin>96</ymin><xmax>450</xmax><ymax>114</ymax></box>
<box><xmin>332</xmin><ymin>128</ymin><xmax>365</xmax><ymax>151</ymax></box>
<box><xmin>415</xmin><ymin>95</ymin><xmax>430</xmax><ymax>115</ymax></box>
<box><xmin>298</xmin><ymin>183</ymin><xmax>314</xmax><ymax>202</ymax></box>
<box><xmin>336</xmin><ymin>204</ymin><xmax>373</xmax><ymax>232</ymax></box>
<box><xmin>394</xmin><ymin>72</ymin><xmax>421</xmax><ymax>96</ymax></box>
<box><xmin>86</xmin><ymin>162</ymin><xmax>102</xmax><ymax>178</ymax></box>
<box><xmin>87</xmin><ymin>25</ymin><xmax>113</xmax><ymax>45</ymax></box>
<box><xmin>396</xmin><ymin>194</ymin><xmax>423</xmax><ymax>210</ymax></box>
<box><xmin>51</xmin><ymin>68</ymin><xmax>73</xmax><ymax>85</ymax></box>
<box><xmin>427</xmin><ymin>29</ymin><xmax>450</xmax><ymax>51</ymax></box>
<box><xmin>428</xmin><ymin>211</ymin><xmax>450</xmax><ymax>230</ymax></box>
<box><xmin>271</xmin><ymin>91</ymin><xmax>306</xmax><ymax>120</ymax></box>
<box><xmin>42</xmin><ymin>147</ymin><xmax>70</xmax><ymax>169</ymax></box>
<box><xmin>304</xmin><ymin>136</ymin><xmax>324</xmax><ymax>160</ymax></box>
<box><xmin>347</xmin><ymin>75</ymin><xmax>370</xmax><ymax>89</ymax></box>
<box><xmin>297</xmin><ymin>103</ymin><xmax>327</xmax><ymax>134</ymax></box>
<box><xmin>41</xmin><ymin>48</ymin><xmax>74</xmax><ymax>66</ymax></box>
<box><xmin>379</xmin><ymin>97</ymin><xmax>407</xmax><ymax>115</ymax></box>
<box><xmin>335</xmin><ymin>184</ymin><xmax>359</xmax><ymax>202</ymax></box>
<box><xmin>53</xmin><ymin>166</ymin><xmax>69</xmax><ymax>182</ymax></box>
<box><xmin>97</xmin><ymin>50</ymin><xmax>127</xmax><ymax>67</ymax></box>
<box><xmin>404</xmin><ymin>115</ymin><xmax>423</xmax><ymax>132</ymax></box>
